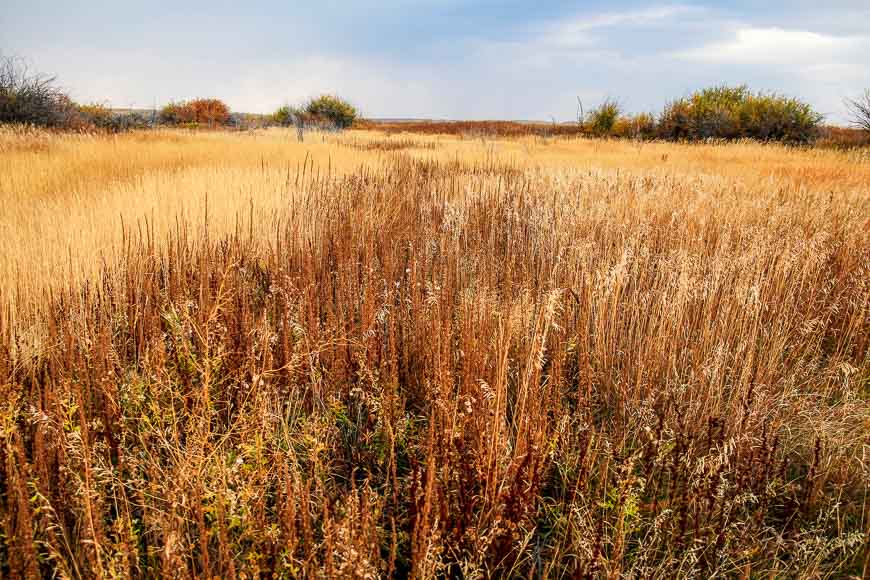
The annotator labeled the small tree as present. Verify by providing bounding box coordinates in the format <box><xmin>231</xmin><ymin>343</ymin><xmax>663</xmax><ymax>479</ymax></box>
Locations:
<box><xmin>0</xmin><ymin>55</ymin><xmax>77</xmax><ymax>127</ymax></box>
<box><xmin>588</xmin><ymin>98</ymin><xmax>621</xmax><ymax>136</ymax></box>
<box><xmin>689</xmin><ymin>85</ymin><xmax>747</xmax><ymax>139</ymax></box>
<box><xmin>273</xmin><ymin>105</ymin><xmax>306</xmax><ymax>141</ymax></box>
<box><xmin>846</xmin><ymin>90</ymin><xmax>870</xmax><ymax>132</ymax></box>
<box><xmin>658</xmin><ymin>99</ymin><xmax>692</xmax><ymax>140</ymax></box>
<box><xmin>189</xmin><ymin>98</ymin><xmax>230</xmax><ymax>126</ymax></box>
<box><xmin>304</xmin><ymin>94</ymin><xmax>357</xmax><ymax>129</ymax></box>
<box><xmin>272</xmin><ymin>105</ymin><xmax>303</xmax><ymax>126</ymax></box>
<box><xmin>160</xmin><ymin>101</ymin><xmax>195</xmax><ymax>124</ymax></box>
<box><xmin>625</xmin><ymin>112</ymin><xmax>657</xmax><ymax>140</ymax></box>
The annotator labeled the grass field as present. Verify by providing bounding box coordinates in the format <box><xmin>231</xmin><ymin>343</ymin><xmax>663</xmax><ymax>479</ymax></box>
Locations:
<box><xmin>1</xmin><ymin>126</ymin><xmax>868</xmax><ymax>577</ymax></box>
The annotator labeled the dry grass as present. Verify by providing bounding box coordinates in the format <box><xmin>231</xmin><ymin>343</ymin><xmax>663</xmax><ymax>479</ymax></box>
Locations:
<box><xmin>1</xmin><ymin>125</ymin><xmax>868</xmax><ymax>578</ymax></box>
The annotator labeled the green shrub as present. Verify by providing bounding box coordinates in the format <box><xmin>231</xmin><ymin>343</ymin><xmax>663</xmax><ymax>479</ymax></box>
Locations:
<box><xmin>272</xmin><ymin>105</ymin><xmax>302</xmax><ymax>127</ymax></box>
<box><xmin>588</xmin><ymin>98</ymin><xmax>621</xmax><ymax>136</ymax></box>
<box><xmin>304</xmin><ymin>94</ymin><xmax>357</xmax><ymax>129</ymax></box>
<box><xmin>658</xmin><ymin>85</ymin><xmax>822</xmax><ymax>143</ymax></box>
<box><xmin>692</xmin><ymin>85</ymin><xmax>746</xmax><ymax>139</ymax></box>
<box><xmin>738</xmin><ymin>93</ymin><xmax>821</xmax><ymax>142</ymax></box>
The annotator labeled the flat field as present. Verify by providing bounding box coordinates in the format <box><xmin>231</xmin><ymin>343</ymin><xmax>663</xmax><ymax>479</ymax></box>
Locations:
<box><xmin>1</xmin><ymin>127</ymin><xmax>868</xmax><ymax>577</ymax></box>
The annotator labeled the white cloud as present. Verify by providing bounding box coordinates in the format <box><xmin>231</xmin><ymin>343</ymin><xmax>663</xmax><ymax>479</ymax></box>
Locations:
<box><xmin>468</xmin><ymin>4</ymin><xmax>698</xmax><ymax>73</ymax></box>
<box><xmin>676</xmin><ymin>27</ymin><xmax>870</xmax><ymax>67</ymax></box>
<box><xmin>673</xmin><ymin>26</ymin><xmax>870</xmax><ymax>121</ymax></box>
<box><xmin>221</xmin><ymin>5</ymin><xmax>703</xmax><ymax>119</ymax></box>
<box><xmin>14</xmin><ymin>6</ymin><xmax>870</xmax><ymax>123</ymax></box>
<box><xmin>545</xmin><ymin>5</ymin><xmax>700</xmax><ymax>48</ymax></box>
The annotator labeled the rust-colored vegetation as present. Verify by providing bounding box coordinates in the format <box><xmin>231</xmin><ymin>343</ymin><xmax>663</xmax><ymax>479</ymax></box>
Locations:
<box><xmin>361</xmin><ymin>119</ymin><xmax>590</xmax><ymax>139</ymax></box>
<box><xmin>160</xmin><ymin>98</ymin><xmax>231</xmax><ymax>126</ymax></box>
<box><xmin>0</xmin><ymin>127</ymin><xmax>868</xmax><ymax>578</ymax></box>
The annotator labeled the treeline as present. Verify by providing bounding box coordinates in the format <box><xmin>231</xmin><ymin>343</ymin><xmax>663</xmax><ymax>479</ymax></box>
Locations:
<box><xmin>3</xmin><ymin>54</ymin><xmax>870</xmax><ymax>145</ymax></box>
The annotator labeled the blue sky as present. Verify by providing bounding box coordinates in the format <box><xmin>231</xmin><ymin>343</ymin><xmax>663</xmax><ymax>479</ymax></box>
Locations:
<box><xmin>2</xmin><ymin>1</ymin><xmax>868</xmax><ymax>121</ymax></box>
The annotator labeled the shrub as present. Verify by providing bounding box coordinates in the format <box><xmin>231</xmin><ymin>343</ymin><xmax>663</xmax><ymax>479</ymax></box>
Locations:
<box><xmin>588</xmin><ymin>98</ymin><xmax>621</xmax><ymax>136</ymax></box>
<box><xmin>612</xmin><ymin>112</ymin><xmax>657</xmax><ymax>139</ymax></box>
<box><xmin>739</xmin><ymin>93</ymin><xmax>821</xmax><ymax>142</ymax></box>
<box><xmin>160</xmin><ymin>98</ymin><xmax>230</xmax><ymax>126</ymax></box>
<box><xmin>633</xmin><ymin>112</ymin><xmax>658</xmax><ymax>139</ymax></box>
<box><xmin>304</xmin><ymin>94</ymin><xmax>357</xmax><ymax>129</ymax></box>
<box><xmin>658</xmin><ymin>85</ymin><xmax>822</xmax><ymax>143</ymax></box>
<box><xmin>189</xmin><ymin>98</ymin><xmax>230</xmax><ymax>126</ymax></box>
<box><xmin>845</xmin><ymin>89</ymin><xmax>870</xmax><ymax>132</ymax></box>
<box><xmin>272</xmin><ymin>105</ymin><xmax>303</xmax><ymax>127</ymax></box>
<box><xmin>690</xmin><ymin>85</ymin><xmax>746</xmax><ymax>139</ymax></box>
<box><xmin>657</xmin><ymin>98</ymin><xmax>693</xmax><ymax>140</ymax></box>
<box><xmin>76</xmin><ymin>102</ymin><xmax>115</xmax><ymax>129</ymax></box>
<box><xmin>77</xmin><ymin>105</ymin><xmax>151</xmax><ymax>132</ymax></box>
<box><xmin>0</xmin><ymin>55</ymin><xmax>78</xmax><ymax>127</ymax></box>
<box><xmin>160</xmin><ymin>101</ymin><xmax>196</xmax><ymax>125</ymax></box>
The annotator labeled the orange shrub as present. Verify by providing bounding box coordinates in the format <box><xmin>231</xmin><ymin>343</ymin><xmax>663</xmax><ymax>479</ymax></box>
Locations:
<box><xmin>189</xmin><ymin>98</ymin><xmax>230</xmax><ymax>126</ymax></box>
<box><xmin>160</xmin><ymin>98</ymin><xmax>229</xmax><ymax>126</ymax></box>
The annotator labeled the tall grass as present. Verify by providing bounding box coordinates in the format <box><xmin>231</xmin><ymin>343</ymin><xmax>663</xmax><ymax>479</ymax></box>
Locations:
<box><xmin>0</xmin><ymin>127</ymin><xmax>868</xmax><ymax>577</ymax></box>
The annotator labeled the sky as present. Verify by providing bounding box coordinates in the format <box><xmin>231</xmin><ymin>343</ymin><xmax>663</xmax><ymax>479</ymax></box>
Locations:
<box><xmin>2</xmin><ymin>1</ymin><xmax>868</xmax><ymax>122</ymax></box>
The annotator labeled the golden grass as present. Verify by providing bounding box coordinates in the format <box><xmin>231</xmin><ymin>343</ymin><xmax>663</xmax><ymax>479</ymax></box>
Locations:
<box><xmin>0</xmin><ymin>126</ymin><xmax>868</xmax><ymax>577</ymax></box>
<box><xmin>3</xmin><ymin>127</ymin><xmax>868</xmax><ymax>308</ymax></box>
<box><xmin>0</xmin><ymin>128</ymin><xmax>382</xmax><ymax>305</ymax></box>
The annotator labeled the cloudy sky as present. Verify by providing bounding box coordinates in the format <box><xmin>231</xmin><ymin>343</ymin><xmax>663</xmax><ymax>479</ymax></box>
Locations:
<box><xmin>2</xmin><ymin>1</ymin><xmax>868</xmax><ymax>121</ymax></box>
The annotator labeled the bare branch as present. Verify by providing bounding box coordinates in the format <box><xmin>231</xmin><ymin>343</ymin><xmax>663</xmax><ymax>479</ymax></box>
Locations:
<box><xmin>0</xmin><ymin>54</ymin><xmax>75</xmax><ymax>127</ymax></box>
<box><xmin>845</xmin><ymin>90</ymin><xmax>870</xmax><ymax>132</ymax></box>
